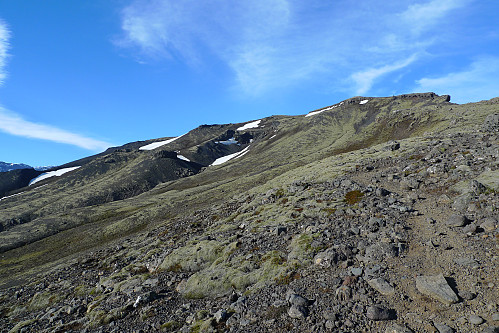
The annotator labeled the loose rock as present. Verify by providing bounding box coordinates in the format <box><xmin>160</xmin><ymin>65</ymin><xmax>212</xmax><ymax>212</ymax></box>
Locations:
<box><xmin>368</xmin><ymin>278</ymin><xmax>395</xmax><ymax>296</ymax></box>
<box><xmin>366</xmin><ymin>305</ymin><xmax>394</xmax><ymax>321</ymax></box>
<box><xmin>288</xmin><ymin>305</ymin><xmax>308</xmax><ymax>319</ymax></box>
<box><xmin>415</xmin><ymin>274</ymin><xmax>459</xmax><ymax>305</ymax></box>
<box><xmin>433</xmin><ymin>322</ymin><xmax>454</xmax><ymax>333</ymax></box>
<box><xmin>469</xmin><ymin>315</ymin><xmax>484</xmax><ymax>325</ymax></box>
<box><xmin>446</xmin><ymin>214</ymin><xmax>468</xmax><ymax>227</ymax></box>
<box><xmin>480</xmin><ymin>217</ymin><xmax>498</xmax><ymax>232</ymax></box>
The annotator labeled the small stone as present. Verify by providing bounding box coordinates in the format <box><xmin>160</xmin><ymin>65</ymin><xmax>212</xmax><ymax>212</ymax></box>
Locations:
<box><xmin>480</xmin><ymin>217</ymin><xmax>498</xmax><ymax>232</ymax></box>
<box><xmin>454</xmin><ymin>257</ymin><xmax>480</xmax><ymax>268</ymax></box>
<box><xmin>287</xmin><ymin>293</ymin><xmax>309</xmax><ymax>307</ymax></box>
<box><xmin>487</xmin><ymin>303</ymin><xmax>498</xmax><ymax>312</ymax></box>
<box><xmin>275</xmin><ymin>226</ymin><xmax>287</xmax><ymax>235</ymax></box>
<box><xmin>385</xmin><ymin>323</ymin><xmax>413</xmax><ymax>333</ymax></box>
<box><xmin>344</xmin><ymin>319</ymin><xmax>354</xmax><ymax>327</ymax></box>
<box><xmin>368</xmin><ymin>278</ymin><xmax>395</xmax><ymax>296</ymax></box>
<box><xmin>365</xmin><ymin>243</ymin><xmax>398</xmax><ymax>262</ymax></box>
<box><xmin>352</xmin><ymin>304</ymin><xmax>364</xmax><ymax>314</ymax></box>
<box><xmin>342</xmin><ymin>276</ymin><xmax>358</xmax><ymax>286</ymax></box>
<box><xmin>433</xmin><ymin>322</ymin><xmax>454</xmax><ymax>333</ymax></box>
<box><xmin>288</xmin><ymin>305</ymin><xmax>308</xmax><ymax>319</ymax></box>
<box><xmin>322</xmin><ymin>311</ymin><xmax>337</xmax><ymax>321</ymax></box>
<box><xmin>325</xmin><ymin>320</ymin><xmax>335</xmax><ymax>329</ymax></box>
<box><xmin>350</xmin><ymin>267</ymin><xmax>363</xmax><ymax>276</ymax></box>
<box><xmin>463</xmin><ymin>223</ymin><xmax>478</xmax><ymax>234</ymax></box>
<box><xmin>365</xmin><ymin>264</ymin><xmax>382</xmax><ymax>277</ymax></box>
<box><xmin>230</xmin><ymin>296</ymin><xmax>247</xmax><ymax>313</ymax></box>
<box><xmin>387</xmin><ymin>141</ymin><xmax>400</xmax><ymax>151</ymax></box>
<box><xmin>214</xmin><ymin>309</ymin><xmax>228</xmax><ymax>323</ymax></box>
<box><xmin>481</xmin><ymin>327</ymin><xmax>499</xmax><ymax>333</ymax></box>
<box><xmin>376</xmin><ymin>188</ymin><xmax>390</xmax><ymax>196</ymax></box>
<box><xmin>458</xmin><ymin>290</ymin><xmax>476</xmax><ymax>300</ymax></box>
<box><xmin>469</xmin><ymin>315</ymin><xmax>484</xmax><ymax>325</ymax></box>
<box><xmin>446</xmin><ymin>214</ymin><xmax>468</xmax><ymax>227</ymax></box>
<box><xmin>470</xmin><ymin>180</ymin><xmax>487</xmax><ymax>195</ymax></box>
<box><xmin>415</xmin><ymin>274</ymin><xmax>459</xmax><ymax>305</ymax></box>
<box><xmin>438</xmin><ymin>194</ymin><xmax>452</xmax><ymax>204</ymax></box>
<box><xmin>365</xmin><ymin>306</ymin><xmax>394</xmax><ymax>321</ymax></box>
<box><xmin>492</xmin><ymin>313</ymin><xmax>499</xmax><ymax>321</ymax></box>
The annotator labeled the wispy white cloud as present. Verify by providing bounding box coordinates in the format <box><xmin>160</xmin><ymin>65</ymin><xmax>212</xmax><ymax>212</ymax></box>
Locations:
<box><xmin>118</xmin><ymin>0</ymin><xmax>292</xmax><ymax>93</ymax></box>
<box><xmin>351</xmin><ymin>54</ymin><xmax>418</xmax><ymax>95</ymax></box>
<box><xmin>117</xmin><ymin>0</ymin><xmax>475</xmax><ymax>96</ymax></box>
<box><xmin>0</xmin><ymin>20</ymin><xmax>10</xmax><ymax>85</ymax></box>
<box><xmin>415</xmin><ymin>57</ymin><xmax>499</xmax><ymax>103</ymax></box>
<box><xmin>400</xmin><ymin>0</ymin><xmax>470</xmax><ymax>35</ymax></box>
<box><xmin>0</xmin><ymin>107</ymin><xmax>112</xmax><ymax>151</ymax></box>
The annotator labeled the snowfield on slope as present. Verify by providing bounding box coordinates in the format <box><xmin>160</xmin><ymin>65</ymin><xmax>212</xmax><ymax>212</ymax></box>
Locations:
<box><xmin>139</xmin><ymin>133</ymin><xmax>186</xmax><ymax>151</ymax></box>
<box><xmin>305</xmin><ymin>102</ymin><xmax>343</xmax><ymax>117</ymax></box>
<box><xmin>359</xmin><ymin>99</ymin><xmax>369</xmax><ymax>104</ymax></box>
<box><xmin>210</xmin><ymin>146</ymin><xmax>250</xmax><ymax>166</ymax></box>
<box><xmin>29</xmin><ymin>166</ymin><xmax>81</xmax><ymax>186</ymax></box>
<box><xmin>236</xmin><ymin>120</ymin><xmax>261</xmax><ymax>131</ymax></box>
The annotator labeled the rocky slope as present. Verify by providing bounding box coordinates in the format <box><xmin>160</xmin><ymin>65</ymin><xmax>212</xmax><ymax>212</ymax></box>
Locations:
<box><xmin>0</xmin><ymin>93</ymin><xmax>498</xmax><ymax>332</ymax></box>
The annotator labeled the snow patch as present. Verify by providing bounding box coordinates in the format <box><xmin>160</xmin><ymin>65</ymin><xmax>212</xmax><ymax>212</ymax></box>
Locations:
<box><xmin>237</xmin><ymin>120</ymin><xmax>261</xmax><ymax>131</ymax></box>
<box><xmin>305</xmin><ymin>102</ymin><xmax>343</xmax><ymax>117</ymax></box>
<box><xmin>359</xmin><ymin>99</ymin><xmax>369</xmax><ymax>105</ymax></box>
<box><xmin>29</xmin><ymin>166</ymin><xmax>81</xmax><ymax>186</ymax></box>
<box><xmin>210</xmin><ymin>146</ymin><xmax>250</xmax><ymax>166</ymax></box>
<box><xmin>177</xmin><ymin>155</ymin><xmax>190</xmax><ymax>162</ymax></box>
<box><xmin>0</xmin><ymin>191</ymin><xmax>24</xmax><ymax>201</ymax></box>
<box><xmin>139</xmin><ymin>133</ymin><xmax>186</xmax><ymax>151</ymax></box>
<box><xmin>215</xmin><ymin>137</ymin><xmax>238</xmax><ymax>145</ymax></box>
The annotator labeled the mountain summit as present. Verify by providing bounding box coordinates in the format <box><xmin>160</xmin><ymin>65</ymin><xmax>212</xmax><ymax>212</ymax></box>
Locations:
<box><xmin>0</xmin><ymin>93</ymin><xmax>498</xmax><ymax>332</ymax></box>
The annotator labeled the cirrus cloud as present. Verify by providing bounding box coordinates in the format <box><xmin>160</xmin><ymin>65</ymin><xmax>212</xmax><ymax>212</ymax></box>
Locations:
<box><xmin>0</xmin><ymin>107</ymin><xmax>112</xmax><ymax>151</ymax></box>
<box><xmin>351</xmin><ymin>54</ymin><xmax>419</xmax><ymax>95</ymax></box>
<box><xmin>117</xmin><ymin>0</ymin><xmax>479</xmax><ymax>97</ymax></box>
<box><xmin>0</xmin><ymin>19</ymin><xmax>10</xmax><ymax>85</ymax></box>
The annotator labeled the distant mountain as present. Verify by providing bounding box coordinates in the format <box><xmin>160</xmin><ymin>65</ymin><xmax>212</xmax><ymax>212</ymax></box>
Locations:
<box><xmin>33</xmin><ymin>165</ymin><xmax>57</xmax><ymax>171</ymax></box>
<box><xmin>0</xmin><ymin>93</ymin><xmax>498</xmax><ymax>332</ymax></box>
<box><xmin>0</xmin><ymin>161</ymin><xmax>33</xmax><ymax>172</ymax></box>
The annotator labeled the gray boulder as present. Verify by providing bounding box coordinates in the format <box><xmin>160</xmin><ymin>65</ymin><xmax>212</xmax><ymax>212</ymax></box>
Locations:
<box><xmin>415</xmin><ymin>274</ymin><xmax>459</xmax><ymax>305</ymax></box>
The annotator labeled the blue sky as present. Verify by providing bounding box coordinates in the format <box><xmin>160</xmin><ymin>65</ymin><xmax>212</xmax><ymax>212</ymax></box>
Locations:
<box><xmin>0</xmin><ymin>0</ymin><xmax>498</xmax><ymax>167</ymax></box>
